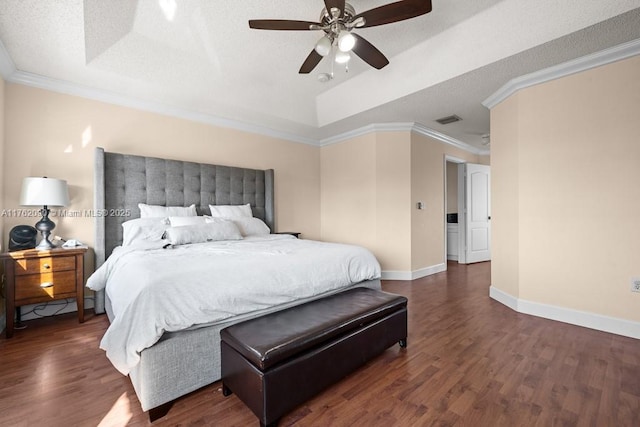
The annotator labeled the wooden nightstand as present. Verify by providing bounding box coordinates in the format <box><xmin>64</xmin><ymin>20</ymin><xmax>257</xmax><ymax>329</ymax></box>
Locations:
<box><xmin>1</xmin><ymin>246</ymin><xmax>87</xmax><ymax>338</ymax></box>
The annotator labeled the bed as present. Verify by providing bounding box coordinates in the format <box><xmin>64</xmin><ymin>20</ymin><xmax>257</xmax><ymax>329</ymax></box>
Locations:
<box><xmin>89</xmin><ymin>147</ymin><xmax>382</xmax><ymax>420</ymax></box>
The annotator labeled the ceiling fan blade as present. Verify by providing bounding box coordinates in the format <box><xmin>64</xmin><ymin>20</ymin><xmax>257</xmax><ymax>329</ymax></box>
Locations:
<box><xmin>353</xmin><ymin>0</ymin><xmax>432</xmax><ymax>28</ymax></box>
<box><xmin>323</xmin><ymin>0</ymin><xmax>346</xmax><ymax>17</ymax></box>
<box><xmin>351</xmin><ymin>34</ymin><xmax>389</xmax><ymax>69</ymax></box>
<box><xmin>299</xmin><ymin>50</ymin><xmax>324</xmax><ymax>74</ymax></box>
<box><xmin>249</xmin><ymin>19</ymin><xmax>321</xmax><ymax>31</ymax></box>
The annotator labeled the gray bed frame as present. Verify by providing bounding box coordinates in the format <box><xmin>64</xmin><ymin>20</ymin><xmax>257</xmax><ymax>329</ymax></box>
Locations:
<box><xmin>93</xmin><ymin>147</ymin><xmax>380</xmax><ymax>421</ymax></box>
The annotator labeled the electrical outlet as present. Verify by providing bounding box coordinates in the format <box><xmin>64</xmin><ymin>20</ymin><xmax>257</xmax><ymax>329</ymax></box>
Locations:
<box><xmin>631</xmin><ymin>278</ymin><xmax>640</xmax><ymax>293</ymax></box>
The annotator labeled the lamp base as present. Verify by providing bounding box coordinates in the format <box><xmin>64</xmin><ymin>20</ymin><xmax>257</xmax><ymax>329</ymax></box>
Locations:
<box><xmin>36</xmin><ymin>237</ymin><xmax>56</xmax><ymax>250</ymax></box>
<box><xmin>35</xmin><ymin>206</ymin><xmax>56</xmax><ymax>250</ymax></box>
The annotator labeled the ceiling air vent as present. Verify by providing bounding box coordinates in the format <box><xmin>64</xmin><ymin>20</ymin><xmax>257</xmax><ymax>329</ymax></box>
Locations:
<box><xmin>435</xmin><ymin>114</ymin><xmax>462</xmax><ymax>125</ymax></box>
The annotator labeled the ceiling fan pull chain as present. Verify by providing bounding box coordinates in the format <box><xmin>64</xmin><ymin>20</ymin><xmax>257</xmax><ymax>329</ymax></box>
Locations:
<box><xmin>332</xmin><ymin>45</ymin><xmax>336</xmax><ymax>71</ymax></box>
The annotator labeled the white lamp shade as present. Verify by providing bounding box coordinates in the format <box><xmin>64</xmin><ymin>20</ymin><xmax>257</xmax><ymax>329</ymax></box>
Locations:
<box><xmin>20</xmin><ymin>177</ymin><xmax>69</xmax><ymax>207</ymax></box>
<box><xmin>314</xmin><ymin>36</ymin><xmax>332</xmax><ymax>57</ymax></box>
<box><xmin>338</xmin><ymin>32</ymin><xmax>356</xmax><ymax>52</ymax></box>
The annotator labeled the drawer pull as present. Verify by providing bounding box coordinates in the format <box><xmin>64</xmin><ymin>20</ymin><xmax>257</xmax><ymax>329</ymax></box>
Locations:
<box><xmin>43</xmin><ymin>264</ymin><xmax>51</xmax><ymax>269</ymax></box>
<box><xmin>40</xmin><ymin>282</ymin><xmax>54</xmax><ymax>288</ymax></box>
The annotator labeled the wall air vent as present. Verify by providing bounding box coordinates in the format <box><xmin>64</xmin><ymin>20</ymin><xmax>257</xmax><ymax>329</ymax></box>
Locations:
<box><xmin>435</xmin><ymin>115</ymin><xmax>462</xmax><ymax>125</ymax></box>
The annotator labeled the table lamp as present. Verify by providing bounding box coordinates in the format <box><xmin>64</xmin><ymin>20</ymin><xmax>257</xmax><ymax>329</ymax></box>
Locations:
<box><xmin>19</xmin><ymin>177</ymin><xmax>69</xmax><ymax>250</ymax></box>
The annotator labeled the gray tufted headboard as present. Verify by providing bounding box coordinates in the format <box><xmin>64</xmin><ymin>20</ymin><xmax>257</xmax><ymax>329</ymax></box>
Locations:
<box><xmin>93</xmin><ymin>147</ymin><xmax>274</xmax><ymax>313</ymax></box>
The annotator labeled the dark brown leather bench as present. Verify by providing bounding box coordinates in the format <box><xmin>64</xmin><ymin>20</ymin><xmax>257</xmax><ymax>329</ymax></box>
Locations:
<box><xmin>220</xmin><ymin>287</ymin><xmax>408</xmax><ymax>427</ymax></box>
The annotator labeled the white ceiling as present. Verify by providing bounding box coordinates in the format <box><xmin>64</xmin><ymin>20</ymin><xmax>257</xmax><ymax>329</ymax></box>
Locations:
<box><xmin>0</xmin><ymin>0</ymin><xmax>639</xmax><ymax>152</ymax></box>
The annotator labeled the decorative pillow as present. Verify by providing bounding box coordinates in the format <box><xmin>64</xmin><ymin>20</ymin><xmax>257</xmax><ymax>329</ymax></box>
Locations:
<box><xmin>163</xmin><ymin>221</ymin><xmax>243</xmax><ymax>246</ymax></box>
<box><xmin>230</xmin><ymin>217</ymin><xmax>271</xmax><ymax>237</ymax></box>
<box><xmin>168</xmin><ymin>216</ymin><xmax>209</xmax><ymax>227</ymax></box>
<box><xmin>208</xmin><ymin>203</ymin><xmax>252</xmax><ymax>218</ymax></box>
<box><xmin>122</xmin><ymin>217</ymin><xmax>169</xmax><ymax>246</ymax></box>
<box><xmin>138</xmin><ymin>203</ymin><xmax>197</xmax><ymax>218</ymax></box>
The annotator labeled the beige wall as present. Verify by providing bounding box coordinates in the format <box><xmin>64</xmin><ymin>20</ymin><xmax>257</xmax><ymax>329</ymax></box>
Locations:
<box><xmin>320</xmin><ymin>132</ymin><xmax>412</xmax><ymax>271</ymax></box>
<box><xmin>491</xmin><ymin>55</ymin><xmax>640</xmax><ymax>322</ymax></box>
<box><xmin>2</xmin><ymin>84</ymin><xmax>322</xmax><ymax>272</ymax></box>
<box><xmin>321</xmin><ymin>130</ymin><xmax>480</xmax><ymax>274</ymax></box>
<box><xmin>410</xmin><ymin>133</ymin><xmax>480</xmax><ymax>272</ymax></box>
<box><xmin>320</xmin><ymin>133</ymin><xmax>378</xmax><ymax>250</ymax></box>
<box><xmin>490</xmin><ymin>94</ymin><xmax>521</xmax><ymax>298</ymax></box>
<box><xmin>0</xmin><ymin>74</ymin><xmax>5</xmax><ymax>325</ymax></box>
<box><xmin>375</xmin><ymin>132</ymin><xmax>412</xmax><ymax>271</ymax></box>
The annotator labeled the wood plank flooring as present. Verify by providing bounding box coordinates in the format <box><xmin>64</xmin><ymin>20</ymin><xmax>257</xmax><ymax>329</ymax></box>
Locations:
<box><xmin>1</xmin><ymin>261</ymin><xmax>639</xmax><ymax>426</ymax></box>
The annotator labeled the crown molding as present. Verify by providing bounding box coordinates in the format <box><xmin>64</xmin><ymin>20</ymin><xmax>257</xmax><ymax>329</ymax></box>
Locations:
<box><xmin>411</xmin><ymin>123</ymin><xmax>489</xmax><ymax>155</ymax></box>
<box><xmin>483</xmin><ymin>38</ymin><xmax>640</xmax><ymax>109</ymax></box>
<box><xmin>8</xmin><ymin>70</ymin><xmax>320</xmax><ymax>146</ymax></box>
<box><xmin>319</xmin><ymin>122</ymin><xmax>413</xmax><ymax>146</ymax></box>
<box><xmin>319</xmin><ymin>122</ymin><xmax>487</xmax><ymax>155</ymax></box>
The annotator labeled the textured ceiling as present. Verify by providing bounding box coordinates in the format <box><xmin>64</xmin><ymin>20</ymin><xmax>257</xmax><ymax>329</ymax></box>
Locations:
<box><xmin>0</xmin><ymin>0</ymin><xmax>639</xmax><ymax>151</ymax></box>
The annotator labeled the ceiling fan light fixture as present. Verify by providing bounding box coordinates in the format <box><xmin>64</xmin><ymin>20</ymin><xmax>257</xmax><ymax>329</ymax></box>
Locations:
<box><xmin>335</xmin><ymin>50</ymin><xmax>351</xmax><ymax>64</ymax></box>
<box><xmin>338</xmin><ymin>32</ymin><xmax>356</xmax><ymax>52</ymax></box>
<box><xmin>315</xmin><ymin>35</ymin><xmax>332</xmax><ymax>56</ymax></box>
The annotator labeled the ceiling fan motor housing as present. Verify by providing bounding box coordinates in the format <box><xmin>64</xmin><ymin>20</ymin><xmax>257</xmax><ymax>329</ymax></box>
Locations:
<box><xmin>320</xmin><ymin>3</ymin><xmax>356</xmax><ymax>25</ymax></box>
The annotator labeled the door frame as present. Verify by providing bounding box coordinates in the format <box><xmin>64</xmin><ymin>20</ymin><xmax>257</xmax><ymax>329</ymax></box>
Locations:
<box><xmin>443</xmin><ymin>155</ymin><xmax>466</xmax><ymax>269</ymax></box>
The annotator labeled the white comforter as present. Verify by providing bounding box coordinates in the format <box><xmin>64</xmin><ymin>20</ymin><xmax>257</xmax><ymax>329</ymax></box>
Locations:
<box><xmin>87</xmin><ymin>234</ymin><xmax>381</xmax><ymax>375</ymax></box>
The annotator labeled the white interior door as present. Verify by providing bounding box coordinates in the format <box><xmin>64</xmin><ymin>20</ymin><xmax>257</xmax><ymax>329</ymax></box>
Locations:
<box><xmin>465</xmin><ymin>163</ymin><xmax>491</xmax><ymax>263</ymax></box>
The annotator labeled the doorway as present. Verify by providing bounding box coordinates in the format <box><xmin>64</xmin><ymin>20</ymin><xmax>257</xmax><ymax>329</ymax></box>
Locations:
<box><xmin>444</xmin><ymin>157</ymin><xmax>492</xmax><ymax>265</ymax></box>
<box><xmin>444</xmin><ymin>156</ymin><xmax>465</xmax><ymax>266</ymax></box>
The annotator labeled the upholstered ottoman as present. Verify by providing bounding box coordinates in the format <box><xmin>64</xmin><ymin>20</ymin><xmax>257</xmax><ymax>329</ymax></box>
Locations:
<box><xmin>220</xmin><ymin>287</ymin><xmax>408</xmax><ymax>427</ymax></box>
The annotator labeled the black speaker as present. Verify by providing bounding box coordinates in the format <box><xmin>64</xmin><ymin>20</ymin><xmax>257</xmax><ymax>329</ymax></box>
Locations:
<box><xmin>9</xmin><ymin>225</ymin><xmax>37</xmax><ymax>251</ymax></box>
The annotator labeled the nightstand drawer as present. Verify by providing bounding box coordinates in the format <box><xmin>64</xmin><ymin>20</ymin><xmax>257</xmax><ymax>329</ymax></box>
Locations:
<box><xmin>14</xmin><ymin>255</ymin><xmax>76</xmax><ymax>275</ymax></box>
<box><xmin>15</xmin><ymin>271</ymin><xmax>77</xmax><ymax>301</ymax></box>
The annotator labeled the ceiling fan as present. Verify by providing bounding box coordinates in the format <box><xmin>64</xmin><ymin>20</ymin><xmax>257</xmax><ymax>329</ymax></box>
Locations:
<box><xmin>249</xmin><ymin>0</ymin><xmax>433</xmax><ymax>74</ymax></box>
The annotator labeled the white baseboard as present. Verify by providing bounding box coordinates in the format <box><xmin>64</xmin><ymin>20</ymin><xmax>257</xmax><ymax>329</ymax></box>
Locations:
<box><xmin>382</xmin><ymin>263</ymin><xmax>447</xmax><ymax>281</ymax></box>
<box><xmin>489</xmin><ymin>286</ymin><xmax>519</xmax><ymax>311</ymax></box>
<box><xmin>489</xmin><ymin>286</ymin><xmax>640</xmax><ymax>340</ymax></box>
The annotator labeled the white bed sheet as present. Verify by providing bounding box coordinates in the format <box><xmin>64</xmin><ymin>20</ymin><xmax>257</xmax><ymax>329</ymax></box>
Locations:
<box><xmin>87</xmin><ymin>234</ymin><xmax>381</xmax><ymax>375</ymax></box>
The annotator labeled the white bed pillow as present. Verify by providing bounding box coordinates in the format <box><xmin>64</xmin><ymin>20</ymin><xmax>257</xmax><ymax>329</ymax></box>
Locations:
<box><xmin>163</xmin><ymin>221</ymin><xmax>243</xmax><ymax>246</ymax></box>
<box><xmin>122</xmin><ymin>217</ymin><xmax>169</xmax><ymax>246</ymax></box>
<box><xmin>208</xmin><ymin>203</ymin><xmax>252</xmax><ymax>218</ymax></box>
<box><xmin>230</xmin><ymin>217</ymin><xmax>271</xmax><ymax>237</ymax></box>
<box><xmin>168</xmin><ymin>216</ymin><xmax>209</xmax><ymax>227</ymax></box>
<box><xmin>139</xmin><ymin>203</ymin><xmax>197</xmax><ymax>218</ymax></box>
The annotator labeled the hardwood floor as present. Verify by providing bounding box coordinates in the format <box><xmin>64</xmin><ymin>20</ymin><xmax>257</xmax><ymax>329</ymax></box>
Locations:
<box><xmin>1</xmin><ymin>261</ymin><xmax>639</xmax><ymax>426</ymax></box>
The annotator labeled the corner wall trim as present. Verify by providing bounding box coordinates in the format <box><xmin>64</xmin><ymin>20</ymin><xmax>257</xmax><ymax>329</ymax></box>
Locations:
<box><xmin>483</xmin><ymin>38</ymin><xmax>640</xmax><ymax>109</ymax></box>
<box><xmin>382</xmin><ymin>263</ymin><xmax>446</xmax><ymax>281</ymax></box>
<box><xmin>489</xmin><ymin>286</ymin><xmax>640</xmax><ymax>340</ymax></box>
